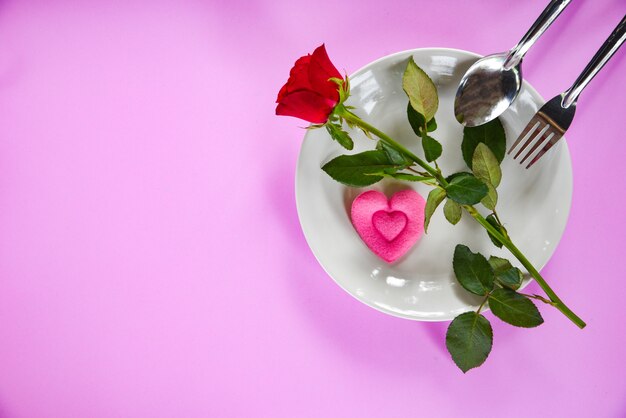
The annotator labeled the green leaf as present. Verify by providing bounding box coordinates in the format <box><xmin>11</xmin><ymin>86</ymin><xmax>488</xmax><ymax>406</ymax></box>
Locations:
<box><xmin>422</xmin><ymin>135</ymin><xmax>442</xmax><ymax>162</ymax></box>
<box><xmin>472</xmin><ymin>143</ymin><xmax>502</xmax><ymax>188</ymax></box>
<box><xmin>488</xmin><ymin>288</ymin><xmax>544</xmax><ymax>328</ymax></box>
<box><xmin>445</xmin><ymin>172</ymin><xmax>472</xmax><ymax>182</ymax></box>
<box><xmin>424</xmin><ymin>188</ymin><xmax>446</xmax><ymax>233</ymax></box>
<box><xmin>498</xmin><ymin>267</ymin><xmax>524</xmax><ymax>290</ymax></box>
<box><xmin>426</xmin><ymin>117</ymin><xmax>437</xmax><ymax>132</ymax></box>
<box><xmin>481</xmin><ymin>182</ymin><xmax>498</xmax><ymax>211</ymax></box>
<box><xmin>489</xmin><ymin>256</ymin><xmax>523</xmax><ymax>290</ymax></box>
<box><xmin>376</xmin><ymin>141</ymin><xmax>413</xmax><ymax>166</ymax></box>
<box><xmin>452</xmin><ymin>245</ymin><xmax>495</xmax><ymax>295</ymax></box>
<box><xmin>462</xmin><ymin>118</ymin><xmax>506</xmax><ymax>169</ymax></box>
<box><xmin>321</xmin><ymin>150</ymin><xmax>405</xmax><ymax>187</ymax></box>
<box><xmin>446</xmin><ymin>312</ymin><xmax>493</xmax><ymax>373</ymax></box>
<box><xmin>443</xmin><ymin>199</ymin><xmax>462</xmax><ymax>225</ymax></box>
<box><xmin>488</xmin><ymin>256</ymin><xmax>512</xmax><ymax>274</ymax></box>
<box><xmin>407</xmin><ymin>104</ymin><xmax>437</xmax><ymax>137</ymax></box>
<box><xmin>380</xmin><ymin>172</ymin><xmax>431</xmax><ymax>182</ymax></box>
<box><xmin>407</xmin><ymin>104</ymin><xmax>426</xmax><ymax>137</ymax></box>
<box><xmin>403</xmin><ymin>57</ymin><xmax>438</xmax><ymax>122</ymax></box>
<box><xmin>485</xmin><ymin>214</ymin><xmax>504</xmax><ymax>248</ymax></box>
<box><xmin>445</xmin><ymin>174</ymin><xmax>488</xmax><ymax>205</ymax></box>
<box><xmin>325</xmin><ymin>123</ymin><xmax>354</xmax><ymax>150</ymax></box>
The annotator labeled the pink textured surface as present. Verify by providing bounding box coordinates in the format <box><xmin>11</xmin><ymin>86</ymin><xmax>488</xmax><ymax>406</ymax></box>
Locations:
<box><xmin>0</xmin><ymin>0</ymin><xmax>625</xmax><ymax>417</ymax></box>
<box><xmin>351</xmin><ymin>190</ymin><xmax>425</xmax><ymax>263</ymax></box>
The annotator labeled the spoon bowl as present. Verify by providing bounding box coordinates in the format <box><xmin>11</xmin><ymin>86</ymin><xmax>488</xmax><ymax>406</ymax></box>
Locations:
<box><xmin>453</xmin><ymin>53</ymin><xmax>522</xmax><ymax>127</ymax></box>
<box><xmin>453</xmin><ymin>0</ymin><xmax>572</xmax><ymax>127</ymax></box>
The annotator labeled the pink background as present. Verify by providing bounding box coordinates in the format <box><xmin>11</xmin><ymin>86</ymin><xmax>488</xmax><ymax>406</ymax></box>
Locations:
<box><xmin>0</xmin><ymin>0</ymin><xmax>624</xmax><ymax>416</ymax></box>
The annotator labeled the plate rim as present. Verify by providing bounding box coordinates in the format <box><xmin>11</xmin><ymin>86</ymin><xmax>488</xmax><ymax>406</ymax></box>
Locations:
<box><xmin>294</xmin><ymin>46</ymin><xmax>573</xmax><ymax>321</ymax></box>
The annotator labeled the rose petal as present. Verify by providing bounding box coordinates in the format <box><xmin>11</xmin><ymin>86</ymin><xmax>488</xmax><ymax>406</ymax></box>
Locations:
<box><xmin>309</xmin><ymin>44</ymin><xmax>342</xmax><ymax>101</ymax></box>
<box><xmin>275</xmin><ymin>90</ymin><xmax>336</xmax><ymax>124</ymax></box>
<box><xmin>311</xmin><ymin>44</ymin><xmax>341</xmax><ymax>79</ymax></box>
<box><xmin>276</xmin><ymin>55</ymin><xmax>313</xmax><ymax>102</ymax></box>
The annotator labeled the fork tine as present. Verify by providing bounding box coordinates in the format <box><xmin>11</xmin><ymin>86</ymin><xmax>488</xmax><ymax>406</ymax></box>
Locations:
<box><xmin>509</xmin><ymin>120</ymin><xmax>541</xmax><ymax>155</ymax></box>
<box><xmin>519</xmin><ymin>128</ymin><xmax>555</xmax><ymax>165</ymax></box>
<box><xmin>513</xmin><ymin>122</ymin><xmax>549</xmax><ymax>160</ymax></box>
<box><xmin>525</xmin><ymin>132</ymin><xmax>563</xmax><ymax>168</ymax></box>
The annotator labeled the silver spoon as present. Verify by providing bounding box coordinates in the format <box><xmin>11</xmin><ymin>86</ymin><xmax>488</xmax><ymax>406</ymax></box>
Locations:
<box><xmin>454</xmin><ymin>0</ymin><xmax>572</xmax><ymax>127</ymax></box>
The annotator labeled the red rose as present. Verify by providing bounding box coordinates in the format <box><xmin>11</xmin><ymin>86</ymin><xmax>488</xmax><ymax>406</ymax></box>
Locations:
<box><xmin>276</xmin><ymin>44</ymin><xmax>342</xmax><ymax>124</ymax></box>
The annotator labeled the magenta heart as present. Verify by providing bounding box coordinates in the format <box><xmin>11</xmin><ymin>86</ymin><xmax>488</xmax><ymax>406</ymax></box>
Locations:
<box><xmin>351</xmin><ymin>189</ymin><xmax>426</xmax><ymax>263</ymax></box>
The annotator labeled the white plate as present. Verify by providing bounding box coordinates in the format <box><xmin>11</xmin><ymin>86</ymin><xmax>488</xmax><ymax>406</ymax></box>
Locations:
<box><xmin>295</xmin><ymin>48</ymin><xmax>572</xmax><ymax>321</ymax></box>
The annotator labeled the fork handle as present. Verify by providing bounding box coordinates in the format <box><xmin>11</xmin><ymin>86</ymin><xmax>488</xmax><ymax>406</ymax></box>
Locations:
<box><xmin>562</xmin><ymin>15</ymin><xmax>626</xmax><ymax>108</ymax></box>
<box><xmin>504</xmin><ymin>0</ymin><xmax>572</xmax><ymax>70</ymax></box>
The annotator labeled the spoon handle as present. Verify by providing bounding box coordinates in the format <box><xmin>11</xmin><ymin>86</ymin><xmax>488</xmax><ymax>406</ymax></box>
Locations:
<box><xmin>561</xmin><ymin>15</ymin><xmax>626</xmax><ymax>108</ymax></box>
<box><xmin>504</xmin><ymin>0</ymin><xmax>572</xmax><ymax>70</ymax></box>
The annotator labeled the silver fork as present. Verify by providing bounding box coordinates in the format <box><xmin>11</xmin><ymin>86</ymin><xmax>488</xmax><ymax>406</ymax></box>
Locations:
<box><xmin>509</xmin><ymin>15</ymin><xmax>626</xmax><ymax>168</ymax></box>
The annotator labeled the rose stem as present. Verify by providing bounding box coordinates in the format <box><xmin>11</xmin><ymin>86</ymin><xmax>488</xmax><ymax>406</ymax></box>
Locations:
<box><xmin>336</xmin><ymin>105</ymin><xmax>586</xmax><ymax>329</ymax></box>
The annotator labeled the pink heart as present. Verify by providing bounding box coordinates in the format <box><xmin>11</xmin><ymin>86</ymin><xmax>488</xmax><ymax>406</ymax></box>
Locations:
<box><xmin>372</xmin><ymin>211</ymin><xmax>407</xmax><ymax>241</ymax></box>
<box><xmin>351</xmin><ymin>190</ymin><xmax>426</xmax><ymax>263</ymax></box>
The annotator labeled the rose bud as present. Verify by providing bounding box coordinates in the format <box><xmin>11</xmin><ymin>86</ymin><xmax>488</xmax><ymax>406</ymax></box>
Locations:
<box><xmin>276</xmin><ymin>44</ymin><xmax>342</xmax><ymax>124</ymax></box>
